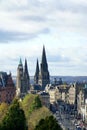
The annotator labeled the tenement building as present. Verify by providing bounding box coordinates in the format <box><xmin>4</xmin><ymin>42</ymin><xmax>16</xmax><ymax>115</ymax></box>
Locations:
<box><xmin>0</xmin><ymin>72</ymin><xmax>15</xmax><ymax>103</ymax></box>
<box><xmin>16</xmin><ymin>58</ymin><xmax>30</xmax><ymax>98</ymax></box>
<box><xmin>45</xmin><ymin>83</ymin><xmax>76</xmax><ymax>106</ymax></box>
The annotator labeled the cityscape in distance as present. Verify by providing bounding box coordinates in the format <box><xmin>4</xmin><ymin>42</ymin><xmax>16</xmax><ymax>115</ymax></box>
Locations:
<box><xmin>13</xmin><ymin>76</ymin><xmax>87</xmax><ymax>85</ymax></box>
<box><xmin>0</xmin><ymin>0</ymin><xmax>87</xmax><ymax>130</ymax></box>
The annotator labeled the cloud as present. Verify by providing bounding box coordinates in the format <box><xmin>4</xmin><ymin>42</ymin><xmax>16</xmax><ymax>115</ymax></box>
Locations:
<box><xmin>0</xmin><ymin>0</ymin><xmax>86</xmax><ymax>44</ymax></box>
<box><xmin>0</xmin><ymin>41</ymin><xmax>87</xmax><ymax>76</ymax></box>
<box><xmin>0</xmin><ymin>0</ymin><xmax>87</xmax><ymax>76</ymax></box>
<box><xmin>0</xmin><ymin>28</ymin><xmax>50</xmax><ymax>42</ymax></box>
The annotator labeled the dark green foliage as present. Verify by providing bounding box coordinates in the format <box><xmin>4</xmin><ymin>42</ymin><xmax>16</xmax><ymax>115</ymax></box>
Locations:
<box><xmin>1</xmin><ymin>99</ymin><xmax>27</xmax><ymax>130</ymax></box>
<box><xmin>34</xmin><ymin>115</ymin><xmax>62</xmax><ymax>130</ymax></box>
<box><xmin>29</xmin><ymin>95</ymin><xmax>42</xmax><ymax>113</ymax></box>
<box><xmin>28</xmin><ymin>106</ymin><xmax>51</xmax><ymax>130</ymax></box>
<box><xmin>22</xmin><ymin>94</ymin><xmax>42</xmax><ymax>118</ymax></box>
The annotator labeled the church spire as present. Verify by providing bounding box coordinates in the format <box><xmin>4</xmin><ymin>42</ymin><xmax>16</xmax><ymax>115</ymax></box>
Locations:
<box><xmin>34</xmin><ymin>59</ymin><xmax>39</xmax><ymax>84</ymax></box>
<box><xmin>24</xmin><ymin>58</ymin><xmax>28</xmax><ymax>75</ymax></box>
<box><xmin>38</xmin><ymin>45</ymin><xmax>50</xmax><ymax>90</ymax></box>
<box><xmin>41</xmin><ymin>45</ymin><xmax>48</xmax><ymax>71</ymax></box>
<box><xmin>35</xmin><ymin>59</ymin><xmax>39</xmax><ymax>75</ymax></box>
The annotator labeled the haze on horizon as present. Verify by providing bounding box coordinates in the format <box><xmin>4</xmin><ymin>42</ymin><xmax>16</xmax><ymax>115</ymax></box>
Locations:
<box><xmin>0</xmin><ymin>0</ymin><xmax>87</xmax><ymax>76</ymax></box>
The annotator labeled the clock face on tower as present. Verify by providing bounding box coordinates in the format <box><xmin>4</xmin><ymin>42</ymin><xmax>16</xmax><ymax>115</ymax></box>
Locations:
<box><xmin>20</xmin><ymin>71</ymin><xmax>23</xmax><ymax>75</ymax></box>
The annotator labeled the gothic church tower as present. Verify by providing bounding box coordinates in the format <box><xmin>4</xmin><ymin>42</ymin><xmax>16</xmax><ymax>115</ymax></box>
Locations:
<box><xmin>38</xmin><ymin>46</ymin><xmax>50</xmax><ymax>90</ymax></box>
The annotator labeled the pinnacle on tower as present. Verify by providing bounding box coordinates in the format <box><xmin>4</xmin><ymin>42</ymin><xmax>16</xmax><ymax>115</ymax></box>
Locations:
<box><xmin>34</xmin><ymin>59</ymin><xmax>39</xmax><ymax>84</ymax></box>
<box><xmin>18</xmin><ymin>58</ymin><xmax>23</xmax><ymax>71</ymax></box>
<box><xmin>35</xmin><ymin>59</ymin><xmax>39</xmax><ymax>76</ymax></box>
<box><xmin>24</xmin><ymin>59</ymin><xmax>29</xmax><ymax>75</ymax></box>
<box><xmin>19</xmin><ymin>58</ymin><xmax>22</xmax><ymax>65</ymax></box>
<box><xmin>41</xmin><ymin>45</ymin><xmax>48</xmax><ymax>71</ymax></box>
<box><xmin>42</xmin><ymin>45</ymin><xmax>47</xmax><ymax>64</ymax></box>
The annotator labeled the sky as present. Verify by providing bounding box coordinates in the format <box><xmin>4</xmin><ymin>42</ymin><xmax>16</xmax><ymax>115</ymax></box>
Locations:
<box><xmin>0</xmin><ymin>0</ymin><xmax>87</xmax><ymax>76</ymax></box>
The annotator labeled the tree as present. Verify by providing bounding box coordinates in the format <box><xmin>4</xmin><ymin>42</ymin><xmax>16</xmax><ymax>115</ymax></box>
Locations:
<box><xmin>22</xmin><ymin>94</ymin><xmax>42</xmax><ymax>118</ymax></box>
<box><xmin>28</xmin><ymin>106</ymin><xmax>51</xmax><ymax>130</ymax></box>
<box><xmin>1</xmin><ymin>99</ymin><xmax>27</xmax><ymax>130</ymax></box>
<box><xmin>29</xmin><ymin>95</ymin><xmax>42</xmax><ymax>113</ymax></box>
<box><xmin>34</xmin><ymin>115</ymin><xmax>62</xmax><ymax>130</ymax></box>
<box><xmin>0</xmin><ymin>103</ymin><xmax>8</xmax><ymax>123</ymax></box>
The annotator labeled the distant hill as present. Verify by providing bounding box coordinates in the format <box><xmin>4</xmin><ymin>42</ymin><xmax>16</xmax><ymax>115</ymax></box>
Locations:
<box><xmin>12</xmin><ymin>76</ymin><xmax>87</xmax><ymax>86</ymax></box>
<box><xmin>50</xmin><ymin>76</ymin><xmax>87</xmax><ymax>84</ymax></box>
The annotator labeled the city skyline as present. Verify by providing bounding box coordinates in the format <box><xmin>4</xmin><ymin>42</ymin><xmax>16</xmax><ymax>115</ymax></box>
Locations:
<box><xmin>0</xmin><ymin>0</ymin><xmax>87</xmax><ymax>76</ymax></box>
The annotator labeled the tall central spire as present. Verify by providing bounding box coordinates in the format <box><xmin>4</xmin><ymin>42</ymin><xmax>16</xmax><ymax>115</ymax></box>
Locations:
<box><xmin>41</xmin><ymin>45</ymin><xmax>48</xmax><ymax>72</ymax></box>
<box><xmin>41</xmin><ymin>45</ymin><xmax>47</xmax><ymax>64</ymax></box>
<box><xmin>38</xmin><ymin>45</ymin><xmax>50</xmax><ymax>90</ymax></box>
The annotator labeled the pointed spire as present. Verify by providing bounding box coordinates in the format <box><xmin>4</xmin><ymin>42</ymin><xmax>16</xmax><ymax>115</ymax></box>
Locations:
<box><xmin>41</xmin><ymin>45</ymin><xmax>47</xmax><ymax>64</ymax></box>
<box><xmin>19</xmin><ymin>58</ymin><xmax>22</xmax><ymax>65</ymax></box>
<box><xmin>38</xmin><ymin>45</ymin><xmax>50</xmax><ymax>89</ymax></box>
<box><xmin>34</xmin><ymin>59</ymin><xmax>39</xmax><ymax>84</ymax></box>
<box><xmin>18</xmin><ymin>58</ymin><xmax>23</xmax><ymax>70</ymax></box>
<box><xmin>24</xmin><ymin>58</ymin><xmax>28</xmax><ymax>74</ymax></box>
<box><xmin>41</xmin><ymin>45</ymin><xmax>48</xmax><ymax>71</ymax></box>
<box><xmin>35</xmin><ymin>59</ymin><xmax>39</xmax><ymax>75</ymax></box>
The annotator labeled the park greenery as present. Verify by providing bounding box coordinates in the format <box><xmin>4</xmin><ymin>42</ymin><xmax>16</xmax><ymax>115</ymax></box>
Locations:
<box><xmin>0</xmin><ymin>94</ymin><xmax>62</xmax><ymax>130</ymax></box>
<box><xmin>0</xmin><ymin>99</ymin><xmax>27</xmax><ymax>130</ymax></box>
<box><xmin>34</xmin><ymin>115</ymin><xmax>63</xmax><ymax>130</ymax></box>
<box><xmin>0</xmin><ymin>103</ymin><xmax>8</xmax><ymax>122</ymax></box>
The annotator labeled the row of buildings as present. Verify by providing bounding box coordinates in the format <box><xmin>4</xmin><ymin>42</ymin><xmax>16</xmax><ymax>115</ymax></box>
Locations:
<box><xmin>0</xmin><ymin>46</ymin><xmax>87</xmax><ymax>123</ymax></box>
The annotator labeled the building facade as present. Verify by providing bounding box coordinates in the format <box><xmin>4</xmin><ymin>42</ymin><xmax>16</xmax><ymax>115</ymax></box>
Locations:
<box><xmin>45</xmin><ymin>83</ymin><xmax>76</xmax><ymax>106</ymax></box>
<box><xmin>0</xmin><ymin>72</ymin><xmax>15</xmax><ymax>104</ymax></box>
<box><xmin>38</xmin><ymin>91</ymin><xmax>50</xmax><ymax>109</ymax></box>
<box><xmin>16</xmin><ymin>58</ymin><xmax>30</xmax><ymax>98</ymax></box>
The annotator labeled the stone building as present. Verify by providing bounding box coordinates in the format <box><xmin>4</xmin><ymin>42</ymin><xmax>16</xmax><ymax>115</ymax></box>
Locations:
<box><xmin>68</xmin><ymin>83</ymin><xmax>76</xmax><ymax>104</ymax></box>
<box><xmin>38</xmin><ymin>91</ymin><xmax>50</xmax><ymax>109</ymax></box>
<box><xmin>0</xmin><ymin>72</ymin><xmax>15</xmax><ymax>103</ymax></box>
<box><xmin>16</xmin><ymin>58</ymin><xmax>30</xmax><ymax>98</ymax></box>
<box><xmin>77</xmin><ymin>83</ymin><xmax>87</xmax><ymax>121</ymax></box>
<box><xmin>45</xmin><ymin>83</ymin><xmax>76</xmax><ymax>107</ymax></box>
